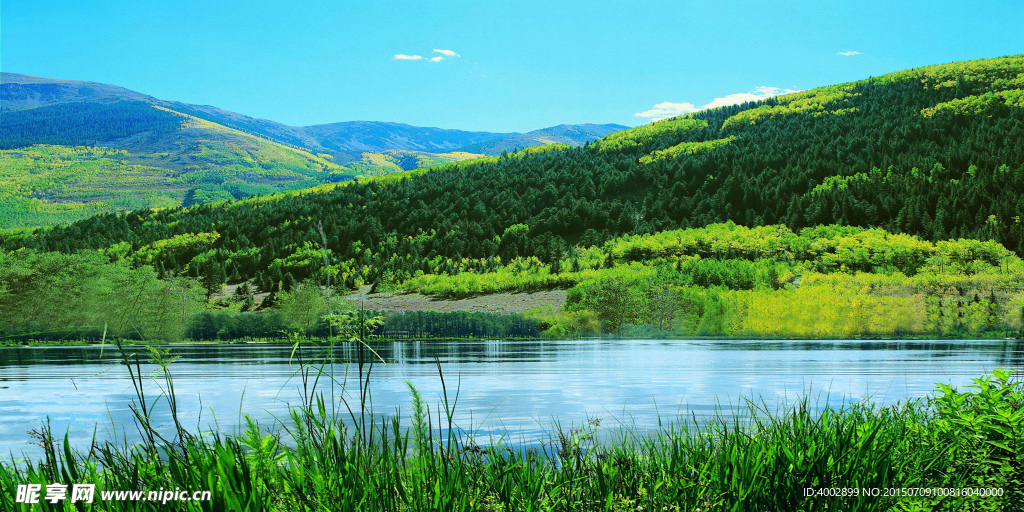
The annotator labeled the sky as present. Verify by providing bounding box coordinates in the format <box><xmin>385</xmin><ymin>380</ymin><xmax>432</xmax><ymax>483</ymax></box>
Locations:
<box><xmin>3</xmin><ymin>0</ymin><xmax>1023</xmax><ymax>132</ymax></box>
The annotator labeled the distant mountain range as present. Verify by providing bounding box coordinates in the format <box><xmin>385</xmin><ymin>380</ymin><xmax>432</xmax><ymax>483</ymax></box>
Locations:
<box><xmin>0</xmin><ymin>72</ymin><xmax>625</xmax><ymax>156</ymax></box>
<box><xmin>458</xmin><ymin>124</ymin><xmax>628</xmax><ymax>155</ymax></box>
<box><xmin>0</xmin><ymin>72</ymin><xmax>627</xmax><ymax>227</ymax></box>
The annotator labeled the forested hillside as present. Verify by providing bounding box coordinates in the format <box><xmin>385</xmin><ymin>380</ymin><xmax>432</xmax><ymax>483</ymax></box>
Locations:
<box><xmin>7</xmin><ymin>56</ymin><xmax>1023</xmax><ymax>272</ymax></box>
<box><xmin>3</xmin><ymin>54</ymin><xmax>1024</xmax><ymax>340</ymax></box>
<box><xmin>0</xmin><ymin>101</ymin><xmax>183</xmax><ymax>148</ymax></box>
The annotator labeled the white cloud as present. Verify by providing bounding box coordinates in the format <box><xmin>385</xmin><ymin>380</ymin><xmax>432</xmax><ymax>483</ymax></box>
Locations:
<box><xmin>635</xmin><ymin>86</ymin><xmax>802</xmax><ymax>121</ymax></box>
<box><xmin>395</xmin><ymin>49</ymin><xmax>460</xmax><ymax>62</ymax></box>
<box><xmin>634</xmin><ymin>101</ymin><xmax>699</xmax><ymax>120</ymax></box>
<box><xmin>837</xmin><ymin>51</ymin><xmax>862</xmax><ymax>56</ymax></box>
<box><xmin>701</xmin><ymin>86</ymin><xmax>800</xmax><ymax>109</ymax></box>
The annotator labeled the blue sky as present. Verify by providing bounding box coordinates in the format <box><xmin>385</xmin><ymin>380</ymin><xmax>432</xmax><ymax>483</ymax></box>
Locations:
<box><xmin>3</xmin><ymin>0</ymin><xmax>1023</xmax><ymax>132</ymax></box>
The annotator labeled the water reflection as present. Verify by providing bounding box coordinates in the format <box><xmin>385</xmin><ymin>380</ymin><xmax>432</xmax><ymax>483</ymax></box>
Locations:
<box><xmin>1</xmin><ymin>339</ymin><xmax>1022</xmax><ymax>457</ymax></box>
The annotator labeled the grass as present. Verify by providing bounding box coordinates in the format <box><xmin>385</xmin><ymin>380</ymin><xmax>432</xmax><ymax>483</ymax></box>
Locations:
<box><xmin>0</xmin><ymin>106</ymin><xmax>359</xmax><ymax>228</ymax></box>
<box><xmin>1</xmin><ymin>337</ymin><xmax>1022</xmax><ymax>511</ymax></box>
<box><xmin>0</xmin><ymin>116</ymin><xmax>489</xmax><ymax>229</ymax></box>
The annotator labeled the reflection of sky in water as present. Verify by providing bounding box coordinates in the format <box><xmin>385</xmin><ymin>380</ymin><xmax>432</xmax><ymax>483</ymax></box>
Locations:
<box><xmin>2</xmin><ymin>339</ymin><xmax>1023</xmax><ymax>457</ymax></box>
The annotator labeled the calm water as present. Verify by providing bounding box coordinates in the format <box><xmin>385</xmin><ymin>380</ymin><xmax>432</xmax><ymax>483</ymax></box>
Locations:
<box><xmin>2</xmin><ymin>339</ymin><xmax>1023</xmax><ymax>457</ymax></box>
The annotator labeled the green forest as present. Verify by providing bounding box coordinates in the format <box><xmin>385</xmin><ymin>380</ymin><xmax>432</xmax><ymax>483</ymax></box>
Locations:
<box><xmin>3</xmin><ymin>222</ymin><xmax>1022</xmax><ymax>342</ymax></box>
<box><xmin>0</xmin><ymin>101</ymin><xmax>184</xmax><ymax>149</ymax></box>
<box><xmin>3</xmin><ymin>54</ymin><xmax>1024</xmax><ymax>342</ymax></box>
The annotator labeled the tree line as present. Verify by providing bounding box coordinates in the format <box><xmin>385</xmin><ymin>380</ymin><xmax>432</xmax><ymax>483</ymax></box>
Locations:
<box><xmin>0</xmin><ymin>101</ymin><xmax>183</xmax><ymax>149</ymax></box>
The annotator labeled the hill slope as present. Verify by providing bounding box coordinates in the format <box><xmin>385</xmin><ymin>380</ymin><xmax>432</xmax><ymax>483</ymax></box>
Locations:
<box><xmin>6</xmin><ymin>54</ymin><xmax>1024</xmax><ymax>289</ymax></box>
<box><xmin>0</xmin><ymin>103</ymin><xmax>351</xmax><ymax>227</ymax></box>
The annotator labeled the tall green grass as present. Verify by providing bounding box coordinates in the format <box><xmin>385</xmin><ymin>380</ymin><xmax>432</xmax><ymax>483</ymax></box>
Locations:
<box><xmin>2</xmin><ymin>339</ymin><xmax>1021</xmax><ymax>511</ymax></box>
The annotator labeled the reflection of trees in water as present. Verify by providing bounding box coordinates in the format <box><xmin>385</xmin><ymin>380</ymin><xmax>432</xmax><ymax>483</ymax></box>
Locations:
<box><xmin>4</xmin><ymin>339</ymin><xmax>1024</xmax><ymax>370</ymax></box>
<box><xmin>372</xmin><ymin>339</ymin><xmax>558</xmax><ymax>365</ymax></box>
<box><xmin>991</xmin><ymin>339</ymin><xmax>1024</xmax><ymax>375</ymax></box>
<box><xmin>0</xmin><ymin>345</ymin><xmax>113</xmax><ymax>367</ymax></box>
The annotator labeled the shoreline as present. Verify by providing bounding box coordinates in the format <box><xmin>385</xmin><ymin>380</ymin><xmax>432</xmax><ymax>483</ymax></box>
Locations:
<box><xmin>3</xmin><ymin>333</ymin><xmax>1021</xmax><ymax>348</ymax></box>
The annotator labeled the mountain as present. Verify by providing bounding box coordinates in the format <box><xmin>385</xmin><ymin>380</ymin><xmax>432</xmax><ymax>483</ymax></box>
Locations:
<box><xmin>0</xmin><ymin>73</ymin><xmax>157</xmax><ymax>109</ymax></box>
<box><xmin>303</xmin><ymin>121</ymin><xmax>512</xmax><ymax>153</ymax></box>
<box><xmin>0</xmin><ymin>102</ymin><xmax>351</xmax><ymax>228</ymax></box>
<box><xmin>6</xmin><ymin>53</ymin><xmax>1024</xmax><ymax>290</ymax></box>
<box><xmin>0</xmin><ymin>74</ymin><xmax>362</xmax><ymax>228</ymax></box>
<box><xmin>458</xmin><ymin>123</ymin><xmax>629</xmax><ymax>155</ymax></box>
<box><xmin>0</xmin><ymin>73</ymin><xmax>613</xmax><ymax>157</ymax></box>
<box><xmin>0</xmin><ymin>72</ymin><xmax>624</xmax><ymax>227</ymax></box>
<box><xmin>0</xmin><ymin>73</ymin><xmax>510</xmax><ymax>154</ymax></box>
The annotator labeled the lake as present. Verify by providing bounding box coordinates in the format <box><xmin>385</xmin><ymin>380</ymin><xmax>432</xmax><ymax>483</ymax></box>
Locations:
<box><xmin>2</xmin><ymin>339</ymin><xmax>1023</xmax><ymax>458</ymax></box>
